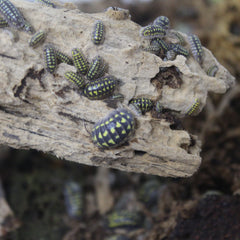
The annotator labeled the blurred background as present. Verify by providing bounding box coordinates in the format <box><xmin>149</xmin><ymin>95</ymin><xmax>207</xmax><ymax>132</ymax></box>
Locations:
<box><xmin>1</xmin><ymin>0</ymin><xmax>240</xmax><ymax>239</ymax></box>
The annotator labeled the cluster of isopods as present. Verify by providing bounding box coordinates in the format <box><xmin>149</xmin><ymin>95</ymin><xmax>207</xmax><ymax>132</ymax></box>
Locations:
<box><xmin>63</xmin><ymin>178</ymin><xmax>160</xmax><ymax>239</ymax></box>
<box><xmin>0</xmin><ymin>1</ymin><xmax>214</xmax><ymax>150</ymax></box>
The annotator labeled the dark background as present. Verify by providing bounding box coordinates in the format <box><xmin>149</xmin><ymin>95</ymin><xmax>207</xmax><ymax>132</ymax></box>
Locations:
<box><xmin>1</xmin><ymin>0</ymin><xmax>240</xmax><ymax>239</ymax></box>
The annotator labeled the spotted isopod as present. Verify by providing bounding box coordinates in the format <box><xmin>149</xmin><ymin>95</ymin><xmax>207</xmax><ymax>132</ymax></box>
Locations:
<box><xmin>0</xmin><ymin>17</ymin><xmax>8</xmax><ymax>27</ymax></box>
<box><xmin>91</xmin><ymin>108</ymin><xmax>135</xmax><ymax>149</ymax></box>
<box><xmin>63</xmin><ymin>181</ymin><xmax>83</xmax><ymax>219</ymax></box>
<box><xmin>43</xmin><ymin>44</ymin><xmax>57</xmax><ymax>74</ymax></box>
<box><xmin>187</xmin><ymin>99</ymin><xmax>200</xmax><ymax>116</ymax></box>
<box><xmin>0</xmin><ymin>0</ymin><xmax>25</xmax><ymax>29</ymax></box>
<box><xmin>188</xmin><ymin>34</ymin><xmax>203</xmax><ymax>64</ymax></box>
<box><xmin>207</xmin><ymin>65</ymin><xmax>218</xmax><ymax>77</ymax></box>
<box><xmin>105</xmin><ymin>235</ymin><xmax>130</xmax><ymax>240</ymax></box>
<box><xmin>37</xmin><ymin>0</ymin><xmax>56</xmax><ymax>8</ymax></box>
<box><xmin>29</xmin><ymin>30</ymin><xmax>46</xmax><ymax>48</ymax></box>
<box><xmin>106</xmin><ymin>210</ymin><xmax>143</xmax><ymax>229</ymax></box>
<box><xmin>129</xmin><ymin>98</ymin><xmax>153</xmax><ymax>114</ymax></box>
<box><xmin>72</xmin><ymin>48</ymin><xmax>89</xmax><ymax>75</ymax></box>
<box><xmin>55</xmin><ymin>50</ymin><xmax>73</xmax><ymax>65</ymax></box>
<box><xmin>151</xmin><ymin>38</ymin><xmax>169</xmax><ymax>53</ymax></box>
<box><xmin>83</xmin><ymin>75</ymin><xmax>119</xmax><ymax>100</ymax></box>
<box><xmin>169</xmin><ymin>43</ymin><xmax>189</xmax><ymax>57</ymax></box>
<box><xmin>140</xmin><ymin>25</ymin><xmax>166</xmax><ymax>39</ymax></box>
<box><xmin>92</xmin><ymin>20</ymin><xmax>105</xmax><ymax>45</ymax></box>
<box><xmin>153</xmin><ymin>16</ymin><xmax>170</xmax><ymax>30</ymax></box>
<box><xmin>87</xmin><ymin>55</ymin><xmax>107</xmax><ymax>80</ymax></box>
<box><xmin>64</xmin><ymin>71</ymin><xmax>85</xmax><ymax>89</ymax></box>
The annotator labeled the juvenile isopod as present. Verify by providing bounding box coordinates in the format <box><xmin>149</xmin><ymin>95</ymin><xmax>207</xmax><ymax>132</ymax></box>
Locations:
<box><xmin>83</xmin><ymin>75</ymin><xmax>119</xmax><ymax>100</ymax></box>
<box><xmin>207</xmin><ymin>65</ymin><xmax>218</xmax><ymax>77</ymax></box>
<box><xmin>37</xmin><ymin>0</ymin><xmax>56</xmax><ymax>8</ymax></box>
<box><xmin>87</xmin><ymin>55</ymin><xmax>107</xmax><ymax>80</ymax></box>
<box><xmin>72</xmin><ymin>48</ymin><xmax>89</xmax><ymax>75</ymax></box>
<box><xmin>153</xmin><ymin>16</ymin><xmax>170</xmax><ymax>30</ymax></box>
<box><xmin>0</xmin><ymin>0</ymin><xmax>25</xmax><ymax>29</ymax></box>
<box><xmin>140</xmin><ymin>25</ymin><xmax>166</xmax><ymax>39</ymax></box>
<box><xmin>29</xmin><ymin>30</ymin><xmax>46</xmax><ymax>48</ymax></box>
<box><xmin>188</xmin><ymin>34</ymin><xmax>203</xmax><ymax>64</ymax></box>
<box><xmin>43</xmin><ymin>44</ymin><xmax>57</xmax><ymax>74</ymax></box>
<box><xmin>186</xmin><ymin>98</ymin><xmax>200</xmax><ymax>116</ymax></box>
<box><xmin>92</xmin><ymin>20</ymin><xmax>105</xmax><ymax>45</ymax></box>
<box><xmin>63</xmin><ymin>181</ymin><xmax>83</xmax><ymax>219</ymax></box>
<box><xmin>64</xmin><ymin>71</ymin><xmax>85</xmax><ymax>89</ymax></box>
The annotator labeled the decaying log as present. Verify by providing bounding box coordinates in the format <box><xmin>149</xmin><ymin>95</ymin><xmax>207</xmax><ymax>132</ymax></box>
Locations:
<box><xmin>0</xmin><ymin>1</ymin><xmax>235</xmax><ymax>177</ymax></box>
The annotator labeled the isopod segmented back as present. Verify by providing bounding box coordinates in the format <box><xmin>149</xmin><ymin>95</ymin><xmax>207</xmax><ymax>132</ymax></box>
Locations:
<box><xmin>129</xmin><ymin>98</ymin><xmax>153</xmax><ymax>114</ymax></box>
<box><xmin>29</xmin><ymin>30</ymin><xmax>46</xmax><ymax>48</ymax></box>
<box><xmin>87</xmin><ymin>55</ymin><xmax>107</xmax><ymax>80</ymax></box>
<box><xmin>43</xmin><ymin>44</ymin><xmax>57</xmax><ymax>74</ymax></box>
<box><xmin>188</xmin><ymin>34</ymin><xmax>203</xmax><ymax>64</ymax></box>
<box><xmin>92</xmin><ymin>108</ymin><xmax>135</xmax><ymax>149</ymax></box>
<box><xmin>140</xmin><ymin>25</ymin><xmax>166</xmax><ymax>39</ymax></box>
<box><xmin>0</xmin><ymin>0</ymin><xmax>25</xmax><ymax>29</ymax></box>
<box><xmin>153</xmin><ymin>16</ymin><xmax>170</xmax><ymax>30</ymax></box>
<box><xmin>92</xmin><ymin>20</ymin><xmax>105</xmax><ymax>45</ymax></box>
<box><xmin>64</xmin><ymin>71</ymin><xmax>85</xmax><ymax>89</ymax></box>
<box><xmin>72</xmin><ymin>48</ymin><xmax>89</xmax><ymax>75</ymax></box>
<box><xmin>83</xmin><ymin>75</ymin><xmax>118</xmax><ymax>100</ymax></box>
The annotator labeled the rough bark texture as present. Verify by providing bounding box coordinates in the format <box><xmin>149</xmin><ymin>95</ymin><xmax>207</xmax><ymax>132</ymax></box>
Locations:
<box><xmin>0</xmin><ymin>1</ymin><xmax>235</xmax><ymax>177</ymax></box>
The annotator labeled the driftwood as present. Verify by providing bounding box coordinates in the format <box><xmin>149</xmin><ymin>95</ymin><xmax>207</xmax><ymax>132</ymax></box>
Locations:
<box><xmin>0</xmin><ymin>1</ymin><xmax>235</xmax><ymax>177</ymax></box>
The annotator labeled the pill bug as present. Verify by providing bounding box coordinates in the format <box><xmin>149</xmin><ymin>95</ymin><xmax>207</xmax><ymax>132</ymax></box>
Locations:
<box><xmin>106</xmin><ymin>210</ymin><xmax>143</xmax><ymax>229</ymax></box>
<box><xmin>207</xmin><ymin>65</ymin><xmax>218</xmax><ymax>77</ymax></box>
<box><xmin>0</xmin><ymin>0</ymin><xmax>25</xmax><ymax>29</ymax></box>
<box><xmin>64</xmin><ymin>71</ymin><xmax>85</xmax><ymax>89</ymax></box>
<box><xmin>169</xmin><ymin>43</ymin><xmax>189</xmax><ymax>57</ymax></box>
<box><xmin>43</xmin><ymin>44</ymin><xmax>57</xmax><ymax>74</ymax></box>
<box><xmin>92</xmin><ymin>20</ymin><xmax>105</xmax><ymax>45</ymax></box>
<box><xmin>0</xmin><ymin>16</ymin><xmax>8</xmax><ymax>27</ymax></box>
<box><xmin>29</xmin><ymin>30</ymin><xmax>46</xmax><ymax>48</ymax></box>
<box><xmin>55</xmin><ymin>50</ymin><xmax>73</xmax><ymax>65</ymax></box>
<box><xmin>92</xmin><ymin>108</ymin><xmax>135</xmax><ymax>149</ymax></box>
<box><xmin>72</xmin><ymin>48</ymin><xmax>89</xmax><ymax>75</ymax></box>
<box><xmin>105</xmin><ymin>235</ymin><xmax>130</xmax><ymax>240</ymax></box>
<box><xmin>186</xmin><ymin>98</ymin><xmax>200</xmax><ymax>116</ymax></box>
<box><xmin>188</xmin><ymin>34</ymin><xmax>203</xmax><ymax>64</ymax></box>
<box><xmin>37</xmin><ymin>0</ymin><xmax>56</xmax><ymax>8</ymax></box>
<box><xmin>140</xmin><ymin>25</ymin><xmax>166</xmax><ymax>39</ymax></box>
<box><xmin>151</xmin><ymin>38</ymin><xmax>169</xmax><ymax>53</ymax></box>
<box><xmin>153</xmin><ymin>16</ymin><xmax>170</xmax><ymax>30</ymax></box>
<box><xmin>63</xmin><ymin>181</ymin><xmax>83</xmax><ymax>219</ymax></box>
<box><xmin>129</xmin><ymin>98</ymin><xmax>153</xmax><ymax>114</ymax></box>
<box><xmin>83</xmin><ymin>75</ymin><xmax>119</xmax><ymax>100</ymax></box>
<box><xmin>87</xmin><ymin>55</ymin><xmax>107</xmax><ymax>80</ymax></box>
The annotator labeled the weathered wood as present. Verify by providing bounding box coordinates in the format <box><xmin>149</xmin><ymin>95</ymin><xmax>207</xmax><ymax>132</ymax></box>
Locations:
<box><xmin>0</xmin><ymin>1</ymin><xmax>235</xmax><ymax>177</ymax></box>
